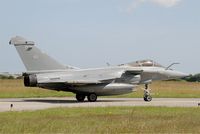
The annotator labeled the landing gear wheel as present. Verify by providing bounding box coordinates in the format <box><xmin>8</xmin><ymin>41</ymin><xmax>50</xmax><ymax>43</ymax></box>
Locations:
<box><xmin>144</xmin><ymin>84</ymin><xmax>152</xmax><ymax>102</ymax></box>
<box><xmin>87</xmin><ymin>93</ymin><xmax>97</xmax><ymax>102</ymax></box>
<box><xmin>76</xmin><ymin>94</ymin><xmax>85</xmax><ymax>102</ymax></box>
<box><xmin>144</xmin><ymin>95</ymin><xmax>152</xmax><ymax>102</ymax></box>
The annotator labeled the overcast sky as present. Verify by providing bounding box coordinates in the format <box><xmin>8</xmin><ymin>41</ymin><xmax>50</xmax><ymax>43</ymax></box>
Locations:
<box><xmin>0</xmin><ymin>0</ymin><xmax>199</xmax><ymax>74</ymax></box>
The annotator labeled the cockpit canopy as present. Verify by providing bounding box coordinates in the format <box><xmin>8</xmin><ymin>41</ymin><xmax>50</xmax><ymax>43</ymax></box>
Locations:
<box><xmin>121</xmin><ymin>60</ymin><xmax>164</xmax><ymax>67</ymax></box>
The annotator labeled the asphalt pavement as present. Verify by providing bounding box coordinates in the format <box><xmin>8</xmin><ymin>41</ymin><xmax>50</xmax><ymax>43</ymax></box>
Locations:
<box><xmin>0</xmin><ymin>97</ymin><xmax>200</xmax><ymax>112</ymax></box>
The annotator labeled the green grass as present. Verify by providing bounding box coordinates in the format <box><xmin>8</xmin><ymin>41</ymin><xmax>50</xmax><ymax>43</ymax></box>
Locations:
<box><xmin>116</xmin><ymin>81</ymin><xmax>200</xmax><ymax>98</ymax></box>
<box><xmin>0</xmin><ymin>79</ymin><xmax>74</xmax><ymax>98</ymax></box>
<box><xmin>0</xmin><ymin>107</ymin><xmax>200</xmax><ymax>133</ymax></box>
<box><xmin>0</xmin><ymin>79</ymin><xmax>200</xmax><ymax>98</ymax></box>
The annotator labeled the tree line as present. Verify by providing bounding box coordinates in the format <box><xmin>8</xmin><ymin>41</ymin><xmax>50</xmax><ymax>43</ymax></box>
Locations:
<box><xmin>0</xmin><ymin>75</ymin><xmax>22</xmax><ymax>79</ymax></box>
<box><xmin>182</xmin><ymin>74</ymin><xmax>200</xmax><ymax>82</ymax></box>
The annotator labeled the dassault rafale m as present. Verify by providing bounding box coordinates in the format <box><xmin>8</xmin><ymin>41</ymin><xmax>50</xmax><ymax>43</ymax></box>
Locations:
<box><xmin>10</xmin><ymin>36</ymin><xmax>188</xmax><ymax>102</ymax></box>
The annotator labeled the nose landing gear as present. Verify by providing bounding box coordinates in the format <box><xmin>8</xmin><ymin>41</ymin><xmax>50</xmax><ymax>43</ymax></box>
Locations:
<box><xmin>144</xmin><ymin>84</ymin><xmax>152</xmax><ymax>102</ymax></box>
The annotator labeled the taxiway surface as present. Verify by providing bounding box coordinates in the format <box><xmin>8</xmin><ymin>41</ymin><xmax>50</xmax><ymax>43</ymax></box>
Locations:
<box><xmin>0</xmin><ymin>98</ymin><xmax>200</xmax><ymax>112</ymax></box>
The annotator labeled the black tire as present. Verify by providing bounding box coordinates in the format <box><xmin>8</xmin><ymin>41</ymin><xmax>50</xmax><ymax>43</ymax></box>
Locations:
<box><xmin>144</xmin><ymin>97</ymin><xmax>147</xmax><ymax>101</ymax></box>
<box><xmin>76</xmin><ymin>94</ymin><xmax>85</xmax><ymax>102</ymax></box>
<box><xmin>87</xmin><ymin>93</ymin><xmax>97</xmax><ymax>102</ymax></box>
<box><xmin>144</xmin><ymin>95</ymin><xmax>152</xmax><ymax>102</ymax></box>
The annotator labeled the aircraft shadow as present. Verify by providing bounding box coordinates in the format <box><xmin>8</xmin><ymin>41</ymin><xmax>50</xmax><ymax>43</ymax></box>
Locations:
<box><xmin>23</xmin><ymin>99</ymin><xmax>126</xmax><ymax>104</ymax></box>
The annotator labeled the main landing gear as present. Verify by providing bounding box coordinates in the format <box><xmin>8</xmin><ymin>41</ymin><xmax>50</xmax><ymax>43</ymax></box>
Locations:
<box><xmin>76</xmin><ymin>94</ymin><xmax>85</xmax><ymax>102</ymax></box>
<box><xmin>144</xmin><ymin>84</ymin><xmax>152</xmax><ymax>102</ymax></box>
<box><xmin>76</xmin><ymin>93</ymin><xmax>97</xmax><ymax>102</ymax></box>
<box><xmin>87</xmin><ymin>93</ymin><xmax>97</xmax><ymax>102</ymax></box>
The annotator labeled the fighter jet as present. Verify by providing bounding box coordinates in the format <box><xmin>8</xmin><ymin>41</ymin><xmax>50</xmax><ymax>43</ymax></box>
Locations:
<box><xmin>9</xmin><ymin>36</ymin><xmax>188</xmax><ymax>102</ymax></box>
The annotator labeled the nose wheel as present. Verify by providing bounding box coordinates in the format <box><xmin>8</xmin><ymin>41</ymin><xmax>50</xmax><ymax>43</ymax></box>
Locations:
<box><xmin>144</xmin><ymin>84</ymin><xmax>152</xmax><ymax>102</ymax></box>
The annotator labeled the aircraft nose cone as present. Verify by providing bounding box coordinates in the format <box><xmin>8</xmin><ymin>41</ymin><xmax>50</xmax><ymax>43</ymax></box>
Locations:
<box><xmin>170</xmin><ymin>71</ymin><xmax>189</xmax><ymax>79</ymax></box>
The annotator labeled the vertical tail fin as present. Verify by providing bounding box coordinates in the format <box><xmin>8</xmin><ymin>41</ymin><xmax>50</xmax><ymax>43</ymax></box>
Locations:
<box><xmin>9</xmin><ymin>36</ymin><xmax>67</xmax><ymax>71</ymax></box>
